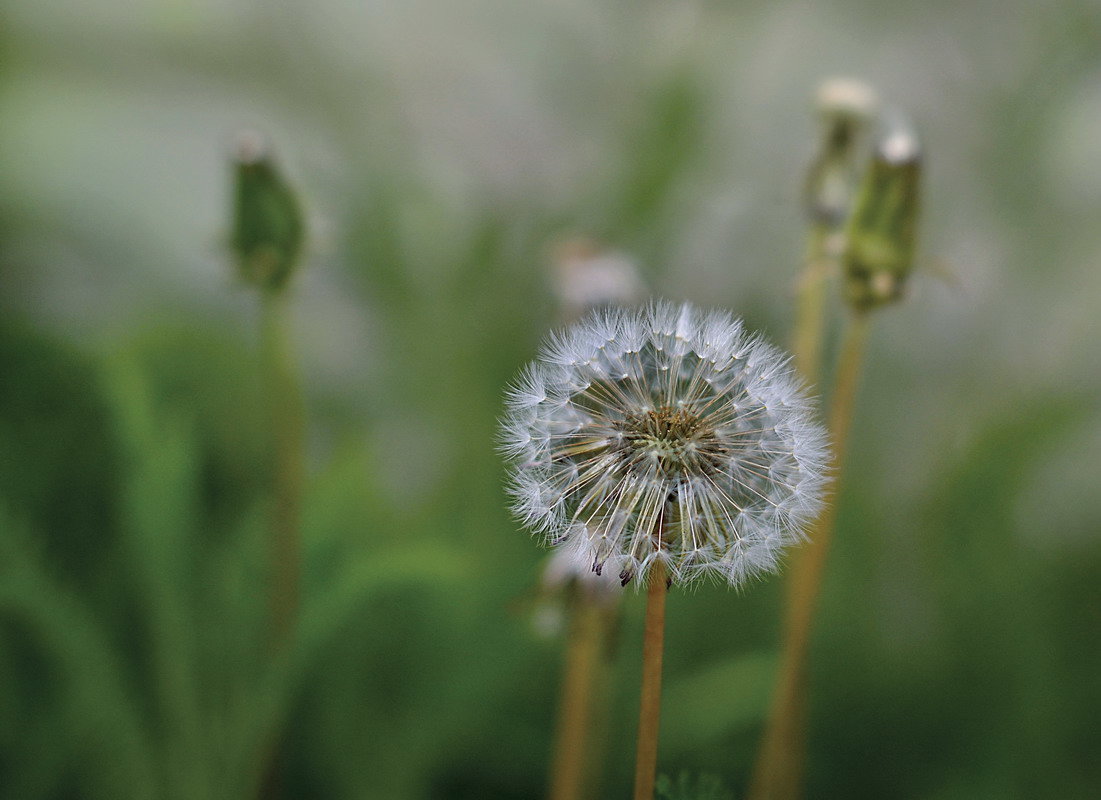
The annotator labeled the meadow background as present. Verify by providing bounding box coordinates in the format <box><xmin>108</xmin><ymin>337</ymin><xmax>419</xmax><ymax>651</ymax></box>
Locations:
<box><xmin>2</xmin><ymin>1</ymin><xmax>1100</xmax><ymax>798</ymax></box>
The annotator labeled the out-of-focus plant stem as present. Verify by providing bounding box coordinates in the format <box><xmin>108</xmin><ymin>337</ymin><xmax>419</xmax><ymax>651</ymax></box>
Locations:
<box><xmin>632</xmin><ymin>558</ymin><xmax>668</xmax><ymax>800</ymax></box>
<box><xmin>790</xmin><ymin>223</ymin><xmax>834</xmax><ymax>391</ymax></box>
<box><xmin>256</xmin><ymin>287</ymin><xmax>305</xmax><ymax>800</ymax></box>
<box><xmin>749</xmin><ymin>311</ymin><xmax>870</xmax><ymax>800</ymax></box>
<box><xmin>548</xmin><ymin>595</ymin><xmax>614</xmax><ymax>800</ymax></box>
<box><xmin>260</xmin><ymin>288</ymin><xmax>304</xmax><ymax>647</ymax></box>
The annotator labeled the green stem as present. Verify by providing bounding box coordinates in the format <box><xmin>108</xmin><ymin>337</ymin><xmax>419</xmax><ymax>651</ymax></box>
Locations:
<box><xmin>749</xmin><ymin>311</ymin><xmax>871</xmax><ymax>800</ymax></box>
<box><xmin>260</xmin><ymin>289</ymin><xmax>305</xmax><ymax>645</ymax></box>
<box><xmin>256</xmin><ymin>289</ymin><xmax>305</xmax><ymax>800</ymax></box>
<box><xmin>790</xmin><ymin>224</ymin><xmax>833</xmax><ymax>391</ymax></box>
<box><xmin>632</xmin><ymin>558</ymin><xmax>668</xmax><ymax>800</ymax></box>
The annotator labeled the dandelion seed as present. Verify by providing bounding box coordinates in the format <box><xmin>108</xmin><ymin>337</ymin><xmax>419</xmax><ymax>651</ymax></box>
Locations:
<box><xmin>500</xmin><ymin>302</ymin><xmax>829</xmax><ymax>589</ymax></box>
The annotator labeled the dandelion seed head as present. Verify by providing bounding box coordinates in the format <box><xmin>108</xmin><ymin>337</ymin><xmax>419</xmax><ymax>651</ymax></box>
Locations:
<box><xmin>500</xmin><ymin>302</ymin><xmax>829</xmax><ymax>589</ymax></box>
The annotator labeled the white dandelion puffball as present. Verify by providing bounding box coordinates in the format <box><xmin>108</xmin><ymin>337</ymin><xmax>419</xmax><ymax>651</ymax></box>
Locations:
<box><xmin>500</xmin><ymin>302</ymin><xmax>829</xmax><ymax>589</ymax></box>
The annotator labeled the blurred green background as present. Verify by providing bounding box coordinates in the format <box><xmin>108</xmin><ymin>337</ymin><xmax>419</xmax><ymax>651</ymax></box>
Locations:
<box><xmin>2</xmin><ymin>1</ymin><xmax>1100</xmax><ymax>798</ymax></box>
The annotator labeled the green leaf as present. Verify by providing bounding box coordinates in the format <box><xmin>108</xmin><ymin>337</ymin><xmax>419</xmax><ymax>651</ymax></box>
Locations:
<box><xmin>0</xmin><ymin>510</ymin><xmax>157</xmax><ymax>800</ymax></box>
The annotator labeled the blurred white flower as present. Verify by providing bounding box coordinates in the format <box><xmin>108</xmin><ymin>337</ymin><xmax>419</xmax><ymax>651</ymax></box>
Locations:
<box><xmin>815</xmin><ymin>77</ymin><xmax>878</xmax><ymax>121</ymax></box>
<box><xmin>500</xmin><ymin>302</ymin><xmax>828</xmax><ymax>588</ymax></box>
<box><xmin>551</xmin><ymin>236</ymin><xmax>646</xmax><ymax>320</ymax></box>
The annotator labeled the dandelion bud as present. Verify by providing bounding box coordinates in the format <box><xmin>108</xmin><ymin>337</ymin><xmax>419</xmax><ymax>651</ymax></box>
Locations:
<box><xmin>551</xmin><ymin>236</ymin><xmax>646</xmax><ymax>321</ymax></box>
<box><xmin>231</xmin><ymin>131</ymin><xmax>305</xmax><ymax>292</ymax></box>
<box><xmin>500</xmin><ymin>303</ymin><xmax>829</xmax><ymax>589</ymax></box>
<box><xmin>842</xmin><ymin>115</ymin><xmax>922</xmax><ymax>311</ymax></box>
<box><xmin>804</xmin><ymin>78</ymin><xmax>878</xmax><ymax>226</ymax></box>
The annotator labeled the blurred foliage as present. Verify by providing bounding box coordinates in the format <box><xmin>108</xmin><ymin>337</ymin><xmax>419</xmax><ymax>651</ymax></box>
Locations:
<box><xmin>656</xmin><ymin>772</ymin><xmax>733</xmax><ymax>800</ymax></box>
<box><xmin>2</xmin><ymin>1</ymin><xmax>1101</xmax><ymax>799</ymax></box>
<box><xmin>651</xmin><ymin>774</ymin><xmax>731</xmax><ymax>800</ymax></box>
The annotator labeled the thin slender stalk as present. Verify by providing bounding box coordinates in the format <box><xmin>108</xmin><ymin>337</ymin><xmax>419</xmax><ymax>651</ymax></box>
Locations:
<box><xmin>790</xmin><ymin>224</ymin><xmax>833</xmax><ymax>390</ymax></box>
<box><xmin>549</xmin><ymin>595</ymin><xmax>612</xmax><ymax>800</ymax></box>
<box><xmin>260</xmin><ymin>289</ymin><xmax>305</xmax><ymax>645</ymax></box>
<box><xmin>749</xmin><ymin>311</ymin><xmax>871</xmax><ymax>800</ymax></box>
<box><xmin>632</xmin><ymin>558</ymin><xmax>668</xmax><ymax>800</ymax></box>
<box><xmin>257</xmin><ymin>288</ymin><xmax>305</xmax><ymax>800</ymax></box>
<box><xmin>823</xmin><ymin>312</ymin><xmax>869</xmax><ymax>472</ymax></box>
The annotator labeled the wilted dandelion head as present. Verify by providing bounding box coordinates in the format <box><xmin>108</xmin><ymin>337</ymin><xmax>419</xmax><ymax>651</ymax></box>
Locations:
<box><xmin>500</xmin><ymin>302</ymin><xmax>828</xmax><ymax>589</ymax></box>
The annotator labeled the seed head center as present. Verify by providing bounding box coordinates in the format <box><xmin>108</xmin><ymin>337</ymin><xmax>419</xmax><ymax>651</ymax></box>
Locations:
<box><xmin>620</xmin><ymin>405</ymin><xmax>714</xmax><ymax>472</ymax></box>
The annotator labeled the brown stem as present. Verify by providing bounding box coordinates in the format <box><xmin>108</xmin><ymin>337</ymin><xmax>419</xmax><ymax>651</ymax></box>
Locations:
<box><xmin>749</xmin><ymin>312</ymin><xmax>870</xmax><ymax>800</ymax></box>
<box><xmin>548</xmin><ymin>594</ymin><xmax>613</xmax><ymax>800</ymax></box>
<box><xmin>632</xmin><ymin>558</ymin><xmax>668</xmax><ymax>800</ymax></box>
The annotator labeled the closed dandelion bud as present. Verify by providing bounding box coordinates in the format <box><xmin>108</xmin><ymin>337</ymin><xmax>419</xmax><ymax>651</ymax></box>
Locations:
<box><xmin>804</xmin><ymin>78</ymin><xmax>878</xmax><ymax>226</ymax></box>
<box><xmin>842</xmin><ymin>117</ymin><xmax>922</xmax><ymax>311</ymax></box>
<box><xmin>500</xmin><ymin>302</ymin><xmax>829</xmax><ymax>589</ymax></box>
<box><xmin>231</xmin><ymin>131</ymin><xmax>305</xmax><ymax>292</ymax></box>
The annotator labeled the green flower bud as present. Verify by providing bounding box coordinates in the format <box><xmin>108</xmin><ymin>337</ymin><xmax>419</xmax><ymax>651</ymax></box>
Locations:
<box><xmin>842</xmin><ymin>119</ymin><xmax>921</xmax><ymax>311</ymax></box>
<box><xmin>231</xmin><ymin>132</ymin><xmax>304</xmax><ymax>292</ymax></box>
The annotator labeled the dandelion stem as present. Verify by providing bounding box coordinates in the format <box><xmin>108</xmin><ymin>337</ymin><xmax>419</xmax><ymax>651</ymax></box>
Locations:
<box><xmin>790</xmin><ymin>223</ymin><xmax>833</xmax><ymax>389</ymax></box>
<box><xmin>749</xmin><ymin>311</ymin><xmax>870</xmax><ymax>800</ymax></box>
<box><xmin>824</xmin><ymin>312</ymin><xmax>869</xmax><ymax>469</ymax></box>
<box><xmin>261</xmin><ymin>288</ymin><xmax>305</xmax><ymax>645</ymax></box>
<box><xmin>549</xmin><ymin>595</ymin><xmax>613</xmax><ymax>800</ymax></box>
<box><xmin>633</xmin><ymin>557</ymin><xmax>668</xmax><ymax>800</ymax></box>
<box><xmin>256</xmin><ymin>288</ymin><xmax>305</xmax><ymax>800</ymax></box>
